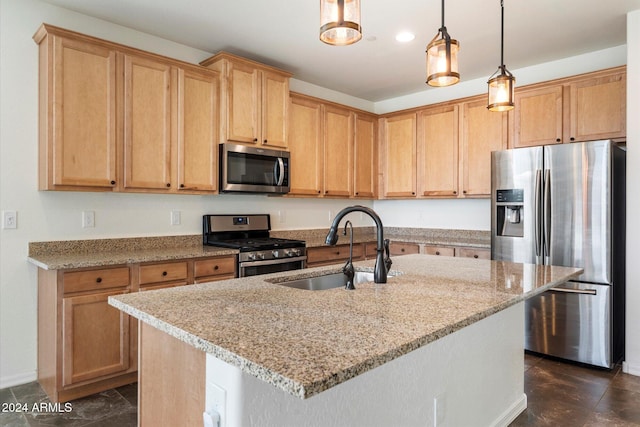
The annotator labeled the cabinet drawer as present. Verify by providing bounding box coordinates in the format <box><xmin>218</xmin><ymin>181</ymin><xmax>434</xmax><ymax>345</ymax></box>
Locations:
<box><xmin>389</xmin><ymin>242</ymin><xmax>420</xmax><ymax>256</ymax></box>
<box><xmin>307</xmin><ymin>244</ymin><xmax>364</xmax><ymax>266</ymax></box>
<box><xmin>456</xmin><ymin>247</ymin><xmax>491</xmax><ymax>260</ymax></box>
<box><xmin>139</xmin><ymin>261</ymin><xmax>188</xmax><ymax>285</ymax></box>
<box><xmin>194</xmin><ymin>256</ymin><xmax>236</xmax><ymax>279</ymax></box>
<box><xmin>424</xmin><ymin>246</ymin><xmax>455</xmax><ymax>257</ymax></box>
<box><xmin>63</xmin><ymin>267</ymin><xmax>130</xmax><ymax>294</ymax></box>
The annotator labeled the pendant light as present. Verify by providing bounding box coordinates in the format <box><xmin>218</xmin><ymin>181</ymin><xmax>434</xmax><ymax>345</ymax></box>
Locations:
<box><xmin>487</xmin><ymin>0</ymin><xmax>515</xmax><ymax>111</ymax></box>
<box><xmin>320</xmin><ymin>0</ymin><xmax>362</xmax><ymax>46</ymax></box>
<box><xmin>426</xmin><ymin>0</ymin><xmax>460</xmax><ymax>87</ymax></box>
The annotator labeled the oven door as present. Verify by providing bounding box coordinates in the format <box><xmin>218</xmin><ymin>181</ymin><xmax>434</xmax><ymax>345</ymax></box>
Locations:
<box><xmin>239</xmin><ymin>256</ymin><xmax>306</xmax><ymax>277</ymax></box>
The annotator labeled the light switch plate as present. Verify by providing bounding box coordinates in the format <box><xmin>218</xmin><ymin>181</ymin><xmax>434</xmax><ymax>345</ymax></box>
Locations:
<box><xmin>170</xmin><ymin>210</ymin><xmax>181</xmax><ymax>226</ymax></box>
<box><xmin>82</xmin><ymin>211</ymin><xmax>95</xmax><ymax>228</ymax></box>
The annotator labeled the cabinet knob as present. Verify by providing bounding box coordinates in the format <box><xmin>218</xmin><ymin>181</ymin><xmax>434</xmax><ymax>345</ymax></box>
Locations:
<box><xmin>214</xmin><ymin>265</ymin><xmax>219</xmax><ymax>271</ymax></box>
<box><xmin>556</xmin><ymin>138</ymin><xmax>561</xmax><ymax>142</ymax></box>
<box><xmin>570</xmin><ymin>137</ymin><xmax>575</xmax><ymax>141</ymax></box>
<box><xmin>110</xmin><ymin>181</ymin><xmax>116</xmax><ymax>186</ymax></box>
<box><xmin>180</xmin><ymin>184</ymin><xmax>184</xmax><ymax>188</ymax></box>
<box><xmin>162</xmin><ymin>271</ymin><xmax>168</xmax><ymax>276</ymax></box>
<box><xmin>453</xmin><ymin>191</ymin><xmax>457</xmax><ymax>194</ymax></box>
<box><xmin>435</xmin><ymin>251</ymin><xmax>440</xmax><ymax>255</ymax></box>
<box><xmin>96</xmin><ymin>277</ymin><xmax>102</xmax><ymax>283</ymax></box>
<box><xmin>166</xmin><ymin>183</ymin><xmax>171</xmax><ymax>188</ymax></box>
<box><xmin>474</xmin><ymin>254</ymin><xmax>479</xmax><ymax>259</ymax></box>
<box><xmin>401</xmin><ymin>248</ymin><xmax>405</xmax><ymax>252</ymax></box>
<box><xmin>355</xmin><ymin>192</ymin><xmax>359</xmax><ymax>195</ymax></box>
<box><xmin>253</xmin><ymin>138</ymin><xmax>258</xmax><ymax>142</ymax></box>
<box><xmin>263</xmin><ymin>139</ymin><xmax>267</xmax><ymax>143</ymax></box>
<box><xmin>411</xmin><ymin>192</ymin><xmax>415</xmax><ymax>195</ymax></box>
<box><xmin>463</xmin><ymin>190</ymin><xmax>467</xmax><ymax>194</ymax></box>
<box><xmin>317</xmin><ymin>190</ymin><xmax>321</xmax><ymax>194</ymax></box>
<box><xmin>336</xmin><ymin>251</ymin><xmax>340</xmax><ymax>255</ymax></box>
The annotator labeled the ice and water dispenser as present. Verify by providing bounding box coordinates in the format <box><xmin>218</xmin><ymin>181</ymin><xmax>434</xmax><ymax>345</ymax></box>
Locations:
<box><xmin>496</xmin><ymin>189</ymin><xmax>524</xmax><ymax>237</ymax></box>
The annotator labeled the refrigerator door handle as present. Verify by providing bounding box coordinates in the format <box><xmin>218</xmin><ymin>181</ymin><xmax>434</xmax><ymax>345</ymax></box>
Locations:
<box><xmin>534</xmin><ymin>169</ymin><xmax>543</xmax><ymax>259</ymax></box>
<box><xmin>549</xmin><ymin>287</ymin><xmax>597</xmax><ymax>295</ymax></box>
<box><xmin>543</xmin><ymin>169</ymin><xmax>551</xmax><ymax>263</ymax></box>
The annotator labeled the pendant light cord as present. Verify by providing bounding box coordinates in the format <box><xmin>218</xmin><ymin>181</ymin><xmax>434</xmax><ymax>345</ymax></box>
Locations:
<box><xmin>441</xmin><ymin>0</ymin><xmax>445</xmax><ymax>29</ymax></box>
<box><xmin>500</xmin><ymin>0</ymin><xmax>505</xmax><ymax>69</ymax></box>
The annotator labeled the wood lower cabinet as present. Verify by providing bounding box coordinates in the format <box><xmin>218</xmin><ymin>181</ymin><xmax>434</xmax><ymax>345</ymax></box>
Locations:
<box><xmin>193</xmin><ymin>256</ymin><xmax>237</xmax><ymax>283</ymax></box>
<box><xmin>306</xmin><ymin>244</ymin><xmax>365</xmax><ymax>267</ymax></box>
<box><xmin>37</xmin><ymin>254</ymin><xmax>237</xmax><ymax>403</ymax></box>
<box><xmin>456</xmin><ymin>247</ymin><xmax>491</xmax><ymax>260</ymax></box>
<box><xmin>38</xmin><ymin>266</ymin><xmax>137</xmax><ymax>403</ymax></box>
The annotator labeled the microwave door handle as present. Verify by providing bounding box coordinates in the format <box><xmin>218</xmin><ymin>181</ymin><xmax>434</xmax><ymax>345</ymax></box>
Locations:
<box><xmin>276</xmin><ymin>158</ymin><xmax>285</xmax><ymax>186</ymax></box>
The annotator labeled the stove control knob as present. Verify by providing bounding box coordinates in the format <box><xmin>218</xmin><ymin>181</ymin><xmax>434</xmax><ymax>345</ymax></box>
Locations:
<box><xmin>291</xmin><ymin>249</ymin><xmax>301</xmax><ymax>257</ymax></box>
<box><xmin>247</xmin><ymin>253</ymin><xmax>257</xmax><ymax>261</ymax></box>
<box><xmin>257</xmin><ymin>252</ymin><xmax>266</xmax><ymax>260</ymax></box>
<box><xmin>284</xmin><ymin>249</ymin><xmax>292</xmax><ymax>257</ymax></box>
<box><xmin>272</xmin><ymin>250</ymin><xmax>280</xmax><ymax>258</ymax></box>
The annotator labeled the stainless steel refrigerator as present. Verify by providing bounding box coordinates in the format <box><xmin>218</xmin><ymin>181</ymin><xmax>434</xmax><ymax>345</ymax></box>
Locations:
<box><xmin>491</xmin><ymin>140</ymin><xmax>625</xmax><ymax>368</ymax></box>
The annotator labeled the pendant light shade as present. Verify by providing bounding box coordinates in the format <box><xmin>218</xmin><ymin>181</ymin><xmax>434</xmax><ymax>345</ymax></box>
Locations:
<box><xmin>487</xmin><ymin>0</ymin><xmax>515</xmax><ymax>111</ymax></box>
<box><xmin>426</xmin><ymin>0</ymin><xmax>460</xmax><ymax>87</ymax></box>
<box><xmin>320</xmin><ymin>0</ymin><xmax>362</xmax><ymax>46</ymax></box>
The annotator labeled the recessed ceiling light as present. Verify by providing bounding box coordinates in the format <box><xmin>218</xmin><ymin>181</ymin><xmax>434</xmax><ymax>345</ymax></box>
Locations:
<box><xmin>395</xmin><ymin>32</ymin><xmax>415</xmax><ymax>43</ymax></box>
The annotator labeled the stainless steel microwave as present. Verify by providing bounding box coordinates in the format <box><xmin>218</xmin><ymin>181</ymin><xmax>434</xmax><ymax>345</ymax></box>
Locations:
<box><xmin>219</xmin><ymin>143</ymin><xmax>290</xmax><ymax>194</ymax></box>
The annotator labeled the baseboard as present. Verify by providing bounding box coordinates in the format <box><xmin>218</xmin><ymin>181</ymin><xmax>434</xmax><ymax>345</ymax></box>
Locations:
<box><xmin>623</xmin><ymin>361</ymin><xmax>640</xmax><ymax>376</ymax></box>
<box><xmin>490</xmin><ymin>393</ymin><xmax>528</xmax><ymax>427</ymax></box>
<box><xmin>0</xmin><ymin>371</ymin><xmax>37</xmax><ymax>389</ymax></box>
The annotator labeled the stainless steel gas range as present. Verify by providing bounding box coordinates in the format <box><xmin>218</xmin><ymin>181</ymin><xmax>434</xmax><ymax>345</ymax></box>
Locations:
<box><xmin>203</xmin><ymin>214</ymin><xmax>306</xmax><ymax>277</ymax></box>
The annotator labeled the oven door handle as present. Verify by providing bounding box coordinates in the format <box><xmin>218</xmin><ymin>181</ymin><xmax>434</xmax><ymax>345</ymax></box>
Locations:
<box><xmin>239</xmin><ymin>255</ymin><xmax>307</xmax><ymax>268</ymax></box>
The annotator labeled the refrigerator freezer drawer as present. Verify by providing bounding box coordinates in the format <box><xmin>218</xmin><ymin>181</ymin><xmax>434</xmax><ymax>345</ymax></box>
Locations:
<box><xmin>525</xmin><ymin>282</ymin><xmax>612</xmax><ymax>368</ymax></box>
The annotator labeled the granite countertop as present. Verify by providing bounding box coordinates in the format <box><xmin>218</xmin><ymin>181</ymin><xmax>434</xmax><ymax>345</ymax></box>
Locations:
<box><xmin>27</xmin><ymin>228</ymin><xmax>489</xmax><ymax>270</ymax></box>
<box><xmin>109</xmin><ymin>254</ymin><xmax>582</xmax><ymax>400</ymax></box>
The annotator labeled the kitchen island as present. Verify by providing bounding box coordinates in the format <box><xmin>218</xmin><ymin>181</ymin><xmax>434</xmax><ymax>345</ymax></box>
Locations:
<box><xmin>109</xmin><ymin>254</ymin><xmax>581</xmax><ymax>427</ymax></box>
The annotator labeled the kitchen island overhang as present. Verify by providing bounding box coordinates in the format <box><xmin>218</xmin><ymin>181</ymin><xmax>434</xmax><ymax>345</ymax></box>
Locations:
<box><xmin>109</xmin><ymin>254</ymin><xmax>582</xmax><ymax>426</ymax></box>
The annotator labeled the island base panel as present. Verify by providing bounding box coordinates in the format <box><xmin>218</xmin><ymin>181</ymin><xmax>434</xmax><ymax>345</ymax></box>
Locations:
<box><xmin>139</xmin><ymin>322</ymin><xmax>205</xmax><ymax>427</ymax></box>
<box><xmin>204</xmin><ymin>302</ymin><xmax>526</xmax><ymax>427</ymax></box>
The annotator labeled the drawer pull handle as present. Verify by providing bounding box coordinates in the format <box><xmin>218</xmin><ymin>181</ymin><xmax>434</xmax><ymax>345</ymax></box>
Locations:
<box><xmin>162</xmin><ymin>271</ymin><xmax>168</xmax><ymax>276</ymax></box>
<box><xmin>401</xmin><ymin>248</ymin><xmax>405</xmax><ymax>252</ymax></box>
<box><xmin>336</xmin><ymin>251</ymin><xmax>340</xmax><ymax>255</ymax></box>
<box><xmin>435</xmin><ymin>251</ymin><xmax>440</xmax><ymax>255</ymax></box>
<box><xmin>214</xmin><ymin>265</ymin><xmax>219</xmax><ymax>270</ymax></box>
<box><xmin>474</xmin><ymin>254</ymin><xmax>479</xmax><ymax>258</ymax></box>
<box><xmin>96</xmin><ymin>277</ymin><xmax>102</xmax><ymax>283</ymax></box>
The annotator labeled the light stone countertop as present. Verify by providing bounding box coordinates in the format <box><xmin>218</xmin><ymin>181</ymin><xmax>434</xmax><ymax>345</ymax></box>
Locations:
<box><xmin>27</xmin><ymin>228</ymin><xmax>489</xmax><ymax>270</ymax></box>
<box><xmin>108</xmin><ymin>254</ymin><xmax>581</xmax><ymax>400</ymax></box>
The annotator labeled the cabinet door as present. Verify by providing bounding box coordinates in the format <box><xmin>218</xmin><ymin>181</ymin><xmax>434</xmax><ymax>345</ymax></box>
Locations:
<box><xmin>354</xmin><ymin>113</ymin><xmax>377</xmax><ymax>198</ymax></box>
<box><xmin>62</xmin><ymin>290</ymin><xmax>130</xmax><ymax>386</ymax></box>
<box><xmin>288</xmin><ymin>95</ymin><xmax>323</xmax><ymax>196</ymax></box>
<box><xmin>418</xmin><ymin>105</ymin><xmax>459</xmax><ymax>197</ymax></box>
<box><xmin>123</xmin><ymin>54</ymin><xmax>172</xmax><ymax>190</ymax></box>
<box><xmin>323</xmin><ymin>105</ymin><xmax>353</xmax><ymax>197</ymax></box>
<box><xmin>512</xmin><ymin>85</ymin><xmax>564</xmax><ymax>148</ymax></box>
<box><xmin>261</xmin><ymin>70</ymin><xmax>289</xmax><ymax>148</ymax></box>
<box><xmin>568</xmin><ymin>71</ymin><xmax>626</xmax><ymax>142</ymax></box>
<box><xmin>177</xmin><ymin>68</ymin><xmax>220</xmax><ymax>192</ymax></box>
<box><xmin>382</xmin><ymin>113</ymin><xmax>417</xmax><ymax>198</ymax></box>
<box><xmin>226</xmin><ymin>61</ymin><xmax>260</xmax><ymax>144</ymax></box>
<box><xmin>461</xmin><ymin>99</ymin><xmax>508</xmax><ymax>197</ymax></box>
<box><xmin>49</xmin><ymin>36</ymin><xmax>117</xmax><ymax>189</ymax></box>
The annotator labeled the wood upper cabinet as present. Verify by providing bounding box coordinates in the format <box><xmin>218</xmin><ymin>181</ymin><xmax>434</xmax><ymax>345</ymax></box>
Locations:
<box><xmin>201</xmin><ymin>52</ymin><xmax>291</xmax><ymax>149</ymax></box>
<box><xmin>176</xmin><ymin>68</ymin><xmax>220</xmax><ymax>192</ymax></box>
<box><xmin>288</xmin><ymin>94</ymin><xmax>324</xmax><ymax>196</ymax></box>
<box><xmin>35</xmin><ymin>27</ymin><xmax>118</xmax><ymax>191</ymax></box>
<box><xmin>381</xmin><ymin>112</ymin><xmax>417</xmax><ymax>198</ymax></box>
<box><xmin>418</xmin><ymin>104</ymin><xmax>459</xmax><ymax>197</ymax></box>
<box><xmin>568</xmin><ymin>70</ymin><xmax>626</xmax><ymax>142</ymax></box>
<box><xmin>323</xmin><ymin>105</ymin><xmax>353</xmax><ymax>197</ymax></box>
<box><xmin>354</xmin><ymin>113</ymin><xmax>377</xmax><ymax>198</ymax></box>
<box><xmin>511</xmin><ymin>67</ymin><xmax>626</xmax><ymax>148</ymax></box>
<box><xmin>461</xmin><ymin>97</ymin><xmax>508</xmax><ymax>197</ymax></box>
<box><xmin>122</xmin><ymin>53</ymin><xmax>173</xmax><ymax>190</ymax></box>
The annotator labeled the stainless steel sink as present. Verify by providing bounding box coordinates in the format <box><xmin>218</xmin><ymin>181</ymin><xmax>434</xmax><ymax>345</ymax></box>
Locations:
<box><xmin>274</xmin><ymin>271</ymin><xmax>377</xmax><ymax>291</ymax></box>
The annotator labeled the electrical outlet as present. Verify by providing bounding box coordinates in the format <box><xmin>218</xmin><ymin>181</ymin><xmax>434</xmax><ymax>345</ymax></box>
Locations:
<box><xmin>82</xmin><ymin>211</ymin><xmax>95</xmax><ymax>228</ymax></box>
<box><xmin>2</xmin><ymin>211</ymin><xmax>17</xmax><ymax>229</ymax></box>
<box><xmin>170</xmin><ymin>210</ymin><xmax>181</xmax><ymax>226</ymax></box>
<box><xmin>278</xmin><ymin>210</ymin><xmax>286</xmax><ymax>224</ymax></box>
<box><xmin>209</xmin><ymin>383</ymin><xmax>226</xmax><ymax>426</ymax></box>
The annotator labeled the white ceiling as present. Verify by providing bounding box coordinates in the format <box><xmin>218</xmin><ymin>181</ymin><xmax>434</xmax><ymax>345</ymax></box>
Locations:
<box><xmin>42</xmin><ymin>0</ymin><xmax>640</xmax><ymax>102</ymax></box>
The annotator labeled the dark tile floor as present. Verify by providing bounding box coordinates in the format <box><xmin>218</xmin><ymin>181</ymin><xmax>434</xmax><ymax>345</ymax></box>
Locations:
<box><xmin>512</xmin><ymin>353</ymin><xmax>640</xmax><ymax>426</ymax></box>
<box><xmin>1</xmin><ymin>354</ymin><xmax>639</xmax><ymax>426</ymax></box>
